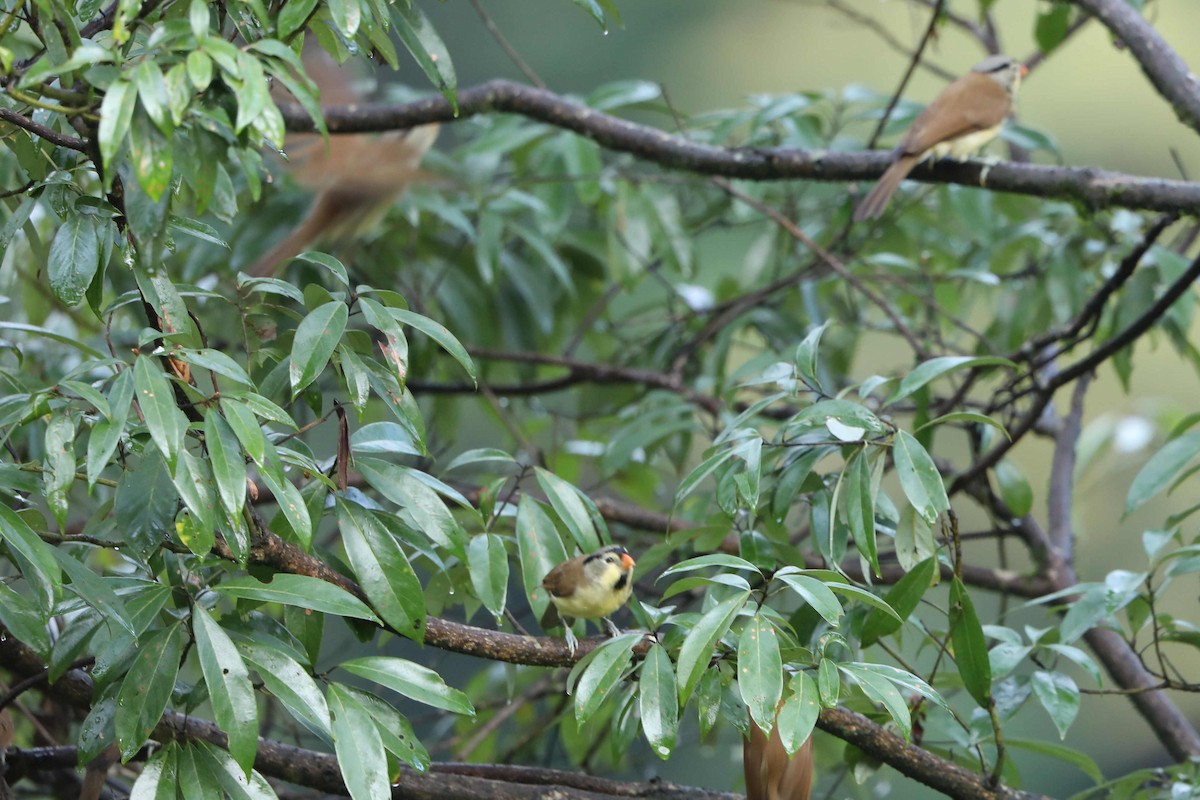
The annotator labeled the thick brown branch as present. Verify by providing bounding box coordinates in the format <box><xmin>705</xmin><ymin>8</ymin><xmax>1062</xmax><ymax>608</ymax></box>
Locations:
<box><xmin>0</xmin><ymin>108</ymin><xmax>89</xmax><ymax>152</ymax></box>
<box><xmin>1064</xmin><ymin>0</ymin><xmax>1200</xmax><ymax>136</ymax></box>
<box><xmin>816</xmin><ymin>706</ymin><xmax>1047</xmax><ymax>800</ymax></box>
<box><xmin>279</xmin><ymin>81</ymin><xmax>1200</xmax><ymax>214</ymax></box>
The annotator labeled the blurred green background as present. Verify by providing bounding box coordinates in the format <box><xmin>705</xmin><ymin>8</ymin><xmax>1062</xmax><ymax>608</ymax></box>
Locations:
<box><xmin>379</xmin><ymin>1</ymin><xmax>1200</xmax><ymax>795</ymax></box>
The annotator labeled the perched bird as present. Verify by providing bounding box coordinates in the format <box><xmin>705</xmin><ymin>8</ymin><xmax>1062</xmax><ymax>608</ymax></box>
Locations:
<box><xmin>853</xmin><ymin>54</ymin><xmax>1027</xmax><ymax>222</ymax></box>
<box><xmin>744</xmin><ymin>713</ymin><xmax>814</xmax><ymax>800</ymax></box>
<box><xmin>541</xmin><ymin>545</ymin><xmax>636</xmax><ymax>654</ymax></box>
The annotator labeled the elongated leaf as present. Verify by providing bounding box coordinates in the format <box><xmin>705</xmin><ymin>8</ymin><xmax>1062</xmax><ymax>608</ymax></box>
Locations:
<box><xmin>861</xmin><ymin>557</ymin><xmax>937</xmax><ymax>646</ymax></box>
<box><xmin>116</xmin><ymin>623</ymin><xmax>184</xmax><ymax>760</ymax></box>
<box><xmin>467</xmin><ymin>533</ymin><xmax>508</xmax><ymax>618</ymax></box>
<box><xmin>638</xmin><ymin>644</ymin><xmax>677</xmax><ymax>759</ymax></box>
<box><xmin>738</xmin><ymin>615</ymin><xmax>782</xmax><ymax>733</ymax></box>
<box><xmin>327</xmin><ymin>684</ymin><xmax>389</xmax><ymax>800</ymax></box>
<box><xmin>393</xmin><ymin>2</ymin><xmax>457</xmax><ymax>107</ymax></box>
<box><xmin>134</xmin><ymin>355</ymin><xmax>187</xmax><ymax>468</ymax></box>
<box><xmin>950</xmin><ymin>577</ymin><xmax>992</xmax><ymax>707</ymax></box>
<box><xmin>888</xmin><ymin>356</ymin><xmax>1014</xmax><ymax>405</ymax></box>
<box><xmin>777</xmin><ymin>574</ymin><xmax>843</xmax><ymax>626</ymax></box>
<box><xmin>659</xmin><ymin>554</ymin><xmax>761</xmax><ymax>579</ymax></box>
<box><xmin>845</xmin><ymin>448</ymin><xmax>878</xmax><ymax>575</ymax></box>
<box><xmin>192</xmin><ymin>605</ymin><xmax>258</xmax><ymax>773</ymax></box>
<box><xmin>193</xmin><ymin>740</ymin><xmax>277</xmax><ymax>800</ymax></box>
<box><xmin>516</xmin><ymin>496</ymin><xmax>569</xmax><ymax>621</ymax></box>
<box><xmin>48</xmin><ymin>214</ymin><xmax>101</xmax><ymax>306</ymax></box>
<box><xmin>840</xmin><ymin>662</ymin><xmax>911</xmax><ymax>739</ymax></box>
<box><xmin>204</xmin><ymin>412</ymin><xmax>247</xmax><ymax>518</ymax></box>
<box><xmin>777</xmin><ymin>671</ymin><xmax>819</xmax><ymax>755</ymax></box>
<box><xmin>356</xmin><ymin>458</ymin><xmax>467</xmax><ymax>558</ymax></box>
<box><xmin>1031</xmin><ymin>670</ymin><xmax>1079</xmax><ymax>739</ymax></box>
<box><xmin>535</xmin><ymin>467</ymin><xmax>602</xmax><ymax>553</ymax></box>
<box><xmin>1006</xmin><ymin>737</ymin><xmax>1102</xmax><ymax>783</ymax></box>
<box><xmin>0</xmin><ymin>504</ymin><xmax>62</xmax><ymax>611</ymax></box>
<box><xmin>573</xmin><ymin>633</ymin><xmax>639</xmax><ymax>723</ymax></box>
<box><xmin>389</xmin><ymin>308</ymin><xmax>475</xmax><ymax>383</ymax></box>
<box><xmin>53</xmin><ymin>550</ymin><xmax>136</xmax><ymax>636</ymax></box>
<box><xmin>676</xmin><ymin>591</ymin><xmax>749</xmax><ymax>704</ymax></box>
<box><xmin>289</xmin><ymin>301</ymin><xmax>348</xmax><ymax>394</ymax></box>
<box><xmin>216</xmin><ymin>574</ymin><xmax>380</xmax><ymax>623</ymax></box>
<box><xmin>1126</xmin><ymin>428</ymin><xmax>1200</xmax><ymax>513</ymax></box>
<box><xmin>336</xmin><ymin>500</ymin><xmax>425</xmax><ymax>641</ymax></box>
<box><xmin>340</xmin><ymin>656</ymin><xmax>474</xmax><ymax>716</ymax></box>
<box><xmin>817</xmin><ymin>657</ymin><xmax>839</xmax><ymax>706</ymax></box>
<box><xmin>240</xmin><ymin>641</ymin><xmax>331</xmax><ymax>741</ymax></box>
<box><xmin>893</xmin><ymin>430</ymin><xmax>949</xmax><ymax>524</ymax></box>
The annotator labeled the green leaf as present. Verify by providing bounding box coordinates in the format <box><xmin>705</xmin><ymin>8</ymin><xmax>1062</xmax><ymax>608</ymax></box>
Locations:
<box><xmin>817</xmin><ymin>657</ymin><xmax>839</xmax><ymax>706</ymax></box>
<box><xmin>638</xmin><ymin>644</ymin><xmax>678</xmax><ymax>759</ymax></box>
<box><xmin>845</xmin><ymin>448</ymin><xmax>878</xmax><ymax>575</ymax></box>
<box><xmin>130</xmin><ymin>108</ymin><xmax>173</xmax><ymax>202</ymax></box>
<box><xmin>115</xmin><ymin>622</ymin><xmax>184</xmax><ymax>760</ymax></box>
<box><xmin>277</xmin><ymin>0</ymin><xmax>319</xmax><ymax>39</ymax></box>
<box><xmin>48</xmin><ymin>214</ymin><xmax>101</xmax><ymax>306</ymax></box>
<box><xmin>776</xmin><ymin>574</ymin><xmax>843</xmax><ymax>626</ymax></box>
<box><xmin>215</xmin><ymin>574</ymin><xmax>381</xmax><ymax>623</ymax></box>
<box><xmin>176</xmin><ymin>742</ymin><xmax>224</xmax><ymax>800</ymax></box>
<box><xmin>1035</xmin><ymin>2</ymin><xmax>1072</xmax><ymax>54</ymax></box>
<box><xmin>738</xmin><ymin>615</ymin><xmax>783</xmax><ymax>734</ymax></box>
<box><xmin>192</xmin><ymin>740</ymin><xmax>277</xmax><ymax>799</ymax></box>
<box><xmin>676</xmin><ymin>590</ymin><xmax>749</xmax><ymax>705</ymax></box>
<box><xmin>239</xmin><ymin>641</ymin><xmax>331</xmax><ymax>741</ymax></box>
<box><xmin>1031</xmin><ymin>670</ymin><xmax>1079</xmax><ymax>739</ymax></box>
<box><xmin>572</xmin><ymin>633</ymin><xmax>639</xmax><ymax>723</ymax></box>
<box><xmin>181</xmin><ymin>348</ymin><xmax>251</xmax><ymax>386</ymax></box>
<box><xmin>356</xmin><ymin>458</ymin><xmax>467</xmax><ymax>558</ymax></box>
<box><xmin>0</xmin><ymin>504</ymin><xmax>62</xmax><ymax>611</ymax></box>
<box><xmin>388</xmin><ymin>308</ymin><xmax>476</xmax><ymax>384</ymax></box>
<box><xmin>290</xmin><ymin>301</ymin><xmax>348</xmax><ymax>394</ymax></box>
<box><xmin>192</xmin><ymin>605</ymin><xmax>258</xmax><ymax>773</ymax></box>
<box><xmin>172</xmin><ymin>450</ymin><xmax>216</xmax><ymax>553</ymax></box>
<box><xmin>204</xmin><ymin>412</ymin><xmax>248</xmax><ymax>518</ymax></box>
<box><xmin>1007</xmin><ymin>737</ymin><xmax>1102</xmax><ymax>783</ymax></box>
<box><xmin>516</xmin><ymin>496</ymin><xmax>569</xmax><ymax>621</ymax></box>
<box><xmin>887</xmin><ymin>356</ymin><xmax>1014</xmax><ymax>406</ymax></box>
<box><xmin>393</xmin><ymin>2</ymin><xmax>458</xmax><ymax>108</ymax></box>
<box><xmin>840</xmin><ymin>662</ymin><xmax>911</xmax><ymax>740</ymax></box>
<box><xmin>1126</xmin><ymin>428</ymin><xmax>1200</xmax><ymax>513</ymax></box>
<box><xmin>0</xmin><ymin>583</ymin><xmax>51</xmax><ymax>656</ymax></box>
<box><xmin>777</xmin><ymin>671</ymin><xmax>819</xmax><ymax>755</ymax></box>
<box><xmin>339</xmin><ymin>685</ymin><xmax>430</xmax><ymax>771</ymax></box>
<box><xmin>467</xmin><ymin>533</ymin><xmax>508</xmax><ymax>618</ymax></box>
<box><xmin>861</xmin><ymin>557</ymin><xmax>936</xmax><ymax>646</ymax></box>
<box><xmin>136</xmin><ymin>59</ymin><xmax>170</xmax><ymax>134</ymax></box>
<box><xmin>535</xmin><ymin>467</ymin><xmax>603</xmax><ymax>553</ymax></box>
<box><xmin>336</xmin><ymin>499</ymin><xmax>425</xmax><ymax>641</ymax></box>
<box><xmin>134</xmin><ymin>355</ymin><xmax>187</xmax><ymax>469</ymax></box>
<box><xmin>53</xmin><ymin>550</ymin><xmax>136</xmax><ymax>637</ymax></box>
<box><xmin>950</xmin><ymin>577</ymin><xmax>992</xmax><ymax>707</ymax></box>
<box><xmin>893</xmin><ymin>430</ymin><xmax>950</xmax><ymax>524</ymax></box>
<box><xmin>659</xmin><ymin>554</ymin><xmax>762</xmax><ymax>579</ymax></box>
<box><xmin>327</xmin><ymin>684</ymin><xmax>390</xmax><ymax>800</ymax></box>
<box><xmin>340</xmin><ymin>656</ymin><xmax>474</xmax><ymax>716</ymax></box>
<box><xmin>994</xmin><ymin>459</ymin><xmax>1033</xmax><ymax>517</ymax></box>
<box><xmin>99</xmin><ymin>79</ymin><xmax>136</xmax><ymax>173</ymax></box>
<box><xmin>114</xmin><ymin>451</ymin><xmax>178</xmax><ymax>560</ymax></box>
<box><xmin>127</xmin><ymin>745</ymin><xmax>177</xmax><ymax>799</ymax></box>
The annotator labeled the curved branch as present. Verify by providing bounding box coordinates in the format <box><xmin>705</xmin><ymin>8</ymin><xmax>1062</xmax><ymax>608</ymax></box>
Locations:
<box><xmin>1065</xmin><ymin>0</ymin><xmax>1200</xmax><ymax>136</ymax></box>
<box><xmin>279</xmin><ymin>81</ymin><xmax>1200</xmax><ymax>214</ymax></box>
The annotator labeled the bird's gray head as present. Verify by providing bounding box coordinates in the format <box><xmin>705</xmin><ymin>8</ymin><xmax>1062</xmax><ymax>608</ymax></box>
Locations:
<box><xmin>972</xmin><ymin>54</ymin><xmax>1026</xmax><ymax>91</ymax></box>
<box><xmin>582</xmin><ymin>545</ymin><xmax>634</xmax><ymax>582</ymax></box>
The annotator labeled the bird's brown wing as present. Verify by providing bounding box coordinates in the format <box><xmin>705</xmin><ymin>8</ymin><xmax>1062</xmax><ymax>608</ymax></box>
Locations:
<box><xmin>898</xmin><ymin>73</ymin><xmax>1011</xmax><ymax>157</ymax></box>
<box><xmin>541</xmin><ymin>557</ymin><xmax>583</xmax><ymax>598</ymax></box>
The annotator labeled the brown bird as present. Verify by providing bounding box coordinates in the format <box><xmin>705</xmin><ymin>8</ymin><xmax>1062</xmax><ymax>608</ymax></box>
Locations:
<box><xmin>246</xmin><ymin>44</ymin><xmax>438</xmax><ymax>277</ymax></box>
<box><xmin>744</xmin><ymin>713</ymin><xmax>814</xmax><ymax>800</ymax></box>
<box><xmin>853</xmin><ymin>54</ymin><xmax>1026</xmax><ymax>222</ymax></box>
<box><xmin>541</xmin><ymin>545</ymin><xmax>636</xmax><ymax>655</ymax></box>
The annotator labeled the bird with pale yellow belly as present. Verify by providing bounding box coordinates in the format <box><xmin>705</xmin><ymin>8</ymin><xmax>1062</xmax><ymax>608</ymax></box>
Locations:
<box><xmin>854</xmin><ymin>54</ymin><xmax>1027</xmax><ymax>222</ymax></box>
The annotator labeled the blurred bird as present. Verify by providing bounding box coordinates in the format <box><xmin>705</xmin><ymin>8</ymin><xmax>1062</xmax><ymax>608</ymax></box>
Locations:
<box><xmin>853</xmin><ymin>54</ymin><xmax>1026</xmax><ymax>221</ymax></box>
<box><xmin>744</xmin><ymin>712</ymin><xmax>813</xmax><ymax>800</ymax></box>
<box><xmin>246</xmin><ymin>43</ymin><xmax>438</xmax><ymax>277</ymax></box>
<box><xmin>541</xmin><ymin>545</ymin><xmax>636</xmax><ymax>655</ymax></box>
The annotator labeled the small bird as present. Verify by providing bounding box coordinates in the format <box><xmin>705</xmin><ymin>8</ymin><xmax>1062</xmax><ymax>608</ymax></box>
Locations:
<box><xmin>744</xmin><ymin>713</ymin><xmax>814</xmax><ymax>800</ymax></box>
<box><xmin>541</xmin><ymin>545</ymin><xmax>636</xmax><ymax>654</ymax></box>
<box><xmin>853</xmin><ymin>54</ymin><xmax>1027</xmax><ymax>222</ymax></box>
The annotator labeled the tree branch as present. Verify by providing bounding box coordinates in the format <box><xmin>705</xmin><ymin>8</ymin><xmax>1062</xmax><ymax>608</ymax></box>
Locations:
<box><xmin>0</xmin><ymin>107</ymin><xmax>89</xmax><ymax>152</ymax></box>
<box><xmin>278</xmin><ymin>81</ymin><xmax>1200</xmax><ymax>215</ymax></box>
<box><xmin>1064</xmin><ymin>0</ymin><xmax>1200</xmax><ymax>136</ymax></box>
